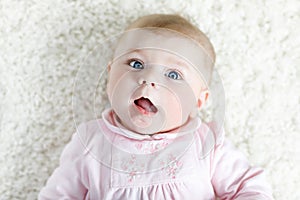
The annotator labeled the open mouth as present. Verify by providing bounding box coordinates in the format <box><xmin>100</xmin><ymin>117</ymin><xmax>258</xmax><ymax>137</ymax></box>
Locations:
<box><xmin>134</xmin><ymin>97</ymin><xmax>158</xmax><ymax>115</ymax></box>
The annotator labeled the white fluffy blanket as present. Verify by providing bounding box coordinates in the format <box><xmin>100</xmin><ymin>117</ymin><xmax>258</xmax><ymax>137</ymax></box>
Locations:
<box><xmin>0</xmin><ymin>0</ymin><xmax>299</xmax><ymax>199</ymax></box>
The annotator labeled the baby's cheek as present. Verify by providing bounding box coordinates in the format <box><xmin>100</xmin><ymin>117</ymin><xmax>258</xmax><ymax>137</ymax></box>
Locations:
<box><xmin>166</xmin><ymin>83</ymin><xmax>197</xmax><ymax>122</ymax></box>
<box><xmin>107</xmin><ymin>69</ymin><xmax>126</xmax><ymax>97</ymax></box>
<box><xmin>161</xmin><ymin>95</ymin><xmax>184</xmax><ymax>125</ymax></box>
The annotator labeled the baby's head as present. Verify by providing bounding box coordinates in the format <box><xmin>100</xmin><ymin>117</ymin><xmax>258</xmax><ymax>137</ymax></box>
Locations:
<box><xmin>106</xmin><ymin>14</ymin><xmax>215</xmax><ymax>135</ymax></box>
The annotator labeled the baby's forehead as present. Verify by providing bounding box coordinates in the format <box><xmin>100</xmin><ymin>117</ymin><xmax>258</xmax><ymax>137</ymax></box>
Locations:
<box><xmin>113</xmin><ymin>28</ymin><xmax>213</xmax><ymax>82</ymax></box>
<box><xmin>115</xmin><ymin>28</ymin><xmax>201</xmax><ymax>53</ymax></box>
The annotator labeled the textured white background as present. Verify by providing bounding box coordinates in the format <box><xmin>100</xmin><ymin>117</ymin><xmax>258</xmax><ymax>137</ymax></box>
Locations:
<box><xmin>0</xmin><ymin>0</ymin><xmax>299</xmax><ymax>199</ymax></box>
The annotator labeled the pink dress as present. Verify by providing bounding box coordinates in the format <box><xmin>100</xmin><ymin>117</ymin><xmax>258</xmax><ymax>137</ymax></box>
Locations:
<box><xmin>39</xmin><ymin>109</ymin><xmax>273</xmax><ymax>200</ymax></box>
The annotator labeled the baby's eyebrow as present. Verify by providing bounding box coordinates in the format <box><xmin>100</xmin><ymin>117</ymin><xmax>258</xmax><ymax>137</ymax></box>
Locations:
<box><xmin>166</xmin><ymin>55</ymin><xmax>193</xmax><ymax>70</ymax></box>
<box><xmin>114</xmin><ymin>49</ymin><xmax>146</xmax><ymax>62</ymax></box>
<box><xmin>124</xmin><ymin>49</ymin><xmax>146</xmax><ymax>56</ymax></box>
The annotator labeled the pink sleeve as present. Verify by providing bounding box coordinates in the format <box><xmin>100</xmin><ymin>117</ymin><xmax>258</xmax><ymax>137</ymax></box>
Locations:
<box><xmin>38</xmin><ymin>124</ymin><xmax>89</xmax><ymax>200</ymax></box>
<box><xmin>210</xmin><ymin>139</ymin><xmax>274</xmax><ymax>200</ymax></box>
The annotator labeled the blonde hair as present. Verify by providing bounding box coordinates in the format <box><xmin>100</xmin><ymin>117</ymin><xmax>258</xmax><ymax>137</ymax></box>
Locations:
<box><xmin>126</xmin><ymin>14</ymin><xmax>216</xmax><ymax>64</ymax></box>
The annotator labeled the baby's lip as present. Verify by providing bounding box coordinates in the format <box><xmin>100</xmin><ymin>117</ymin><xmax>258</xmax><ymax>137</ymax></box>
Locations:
<box><xmin>133</xmin><ymin>97</ymin><xmax>158</xmax><ymax>115</ymax></box>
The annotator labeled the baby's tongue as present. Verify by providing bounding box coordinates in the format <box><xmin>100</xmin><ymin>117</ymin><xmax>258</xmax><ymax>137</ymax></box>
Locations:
<box><xmin>135</xmin><ymin>98</ymin><xmax>157</xmax><ymax>113</ymax></box>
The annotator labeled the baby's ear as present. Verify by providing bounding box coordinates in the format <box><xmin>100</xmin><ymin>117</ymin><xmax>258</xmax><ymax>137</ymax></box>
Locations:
<box><xmin>106</xmin><ymin>61</ymin><xmax>112</xmax><ymax>100</ymax></box>
<box><xmin>107</xmin><ymin>61</ymin><xmax>112</xmax><ymax>72</ymax></box>
<box><xmin>197</xmin><ymin>89</ymin><xmax>209</xmax><ymax>109</ymax></box>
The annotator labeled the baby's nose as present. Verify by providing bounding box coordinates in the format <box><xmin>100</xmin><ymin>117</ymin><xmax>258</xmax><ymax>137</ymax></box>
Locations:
<box><xmin>138</xmin><ymin>79</ymin><xmax>156</xmax><ymax>88</ymax></box>
<box><xmin>137</xmin><ymin>66</ymin><xmax>162</xmax><ymax>88</ymax></box>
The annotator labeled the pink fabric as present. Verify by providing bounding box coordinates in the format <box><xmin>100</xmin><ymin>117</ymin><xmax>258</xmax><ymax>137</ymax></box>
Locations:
<box><xmin>39</xmin><ymin>109</ymin><xmax>273</xmax><ymax>199</ymax></box>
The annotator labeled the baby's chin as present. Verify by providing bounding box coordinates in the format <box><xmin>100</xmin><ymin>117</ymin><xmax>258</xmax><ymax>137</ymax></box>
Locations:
<box><xmin>119</xmin><ymin>115</ymin><xmax>190</xmax><ymax>135</ymax></box>
<box><xmin>121</xmin><ymin>118</ymin><xmax>167</xmax><ymax>135</ymax></box>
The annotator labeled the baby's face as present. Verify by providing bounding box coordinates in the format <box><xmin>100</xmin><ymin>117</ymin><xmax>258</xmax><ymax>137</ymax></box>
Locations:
<box><xmin>106</xmin><ymin>29</ymin><xmax>211</xmax><ymax>134</ymax></box>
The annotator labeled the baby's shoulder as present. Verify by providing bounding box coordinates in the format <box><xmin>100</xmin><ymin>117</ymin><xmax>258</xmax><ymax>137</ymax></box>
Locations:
<box><xmin>192</xmin><ymin>121</ymin><xmax>225</xmax><ymax>158</ymax></box>
<box><xmin>194</xmin><ymin>121</ymin><xmax>223</xmax><ymax>141</ymax></box>
<box><xmin>74</xmin><ymin>119</ymin><xmax>106</xmax><ymax>145</ymax></box>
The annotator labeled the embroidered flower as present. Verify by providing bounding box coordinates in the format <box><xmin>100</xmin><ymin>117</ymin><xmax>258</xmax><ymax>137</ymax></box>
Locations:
<box><xmin>120</xmin><ymin>154</ymin><xmax>145</xmax><ymax>183</ymax></box>
<box><xmin>159</xmin><ymin>153</ymin><xmax>183</xmax><ymax>179</ymax></box>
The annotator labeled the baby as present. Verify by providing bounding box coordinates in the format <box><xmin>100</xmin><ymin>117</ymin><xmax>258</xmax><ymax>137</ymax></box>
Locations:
<box><xmin>39</xmin><ymin>14</ymin><xmax>273</xmax><ymax>199</ymax></box>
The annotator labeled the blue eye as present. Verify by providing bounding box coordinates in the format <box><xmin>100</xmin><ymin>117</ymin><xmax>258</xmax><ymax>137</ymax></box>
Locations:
<box><xmin>166</xmin><ymin>70</ymin><xmax>182</xmax><ymax>80</ymax></box>
<box><xmin>129</xmin><ymin>60</ymin><xmax>144</xmax><ymax>69</ymax></box>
